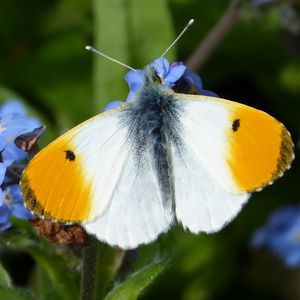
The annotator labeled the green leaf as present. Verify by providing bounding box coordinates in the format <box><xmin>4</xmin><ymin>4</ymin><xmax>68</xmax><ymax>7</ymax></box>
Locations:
<box><xmin>91</xmin><ymin>0</ymin><xmax>175</xmax><ymax>112</ymax></box>
<box><xmin>95</xmin><ymin>242</ymin><xmax>125</xmax><ymax>299</ymax></box>
<box><xmin>34</xmin><ymin>265</ymin><xmax>64</xmax><ymax>300</ymax></box>
<box><xmin>0</xmin><ymin>262</ymin><xmax>12</xmax><ymax>288</ymax></box>
<box><xmin>104</xmin><ymin>263</ymin><xmax>166</xmax><ymax>300</ymax></box>
<box><xmin>92</xmin><ymin>0</ymin><xmax>130</xmax><ymax>111</ymax></box>
<box><xmin>0</xmin><ymin>231</ymin><xmax>80</xmax><ymax>300</ymax></box>
<box><xmin>0</xmin><ymin>285</ymin><xmax>36</xmax><ymax>300</ymax></box>
<box><xmin>26</xmin><ymin>248</ymin><xmax>79</xmax><ymax>300</ymax></box>
<box><xmin>127</xmin><ymin>0</ymin><xmax>175</xmax><ymax>66</ymax></box>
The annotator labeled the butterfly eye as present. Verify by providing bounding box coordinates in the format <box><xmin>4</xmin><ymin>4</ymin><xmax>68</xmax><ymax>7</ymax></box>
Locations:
<box><xmin>152</xmin><ymin>70</ymin><xmax>162</xmax><ymax>84</ymax></box>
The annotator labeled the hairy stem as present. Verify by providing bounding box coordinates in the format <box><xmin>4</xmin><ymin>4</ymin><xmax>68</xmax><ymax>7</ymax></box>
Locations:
<box><xmin>81</xmin><ymin>237</ymin><xmax>97</xmax><ymax>300</ymax></box>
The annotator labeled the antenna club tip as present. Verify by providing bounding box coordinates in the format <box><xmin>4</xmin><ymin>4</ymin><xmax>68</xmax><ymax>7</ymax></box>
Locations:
<box><xmin>188</xmin><ymin>19</ymin><xmax>194</xmax><ymax>25</ymax></box>
<box><xmin>85</xmin><ymin>46</ymin><xmax>92</xmax><ymax>51</ymax></box>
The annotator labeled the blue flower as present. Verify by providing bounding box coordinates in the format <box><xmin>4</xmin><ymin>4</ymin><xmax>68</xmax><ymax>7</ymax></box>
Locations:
<box><xmin>0</xmin><ymin>100</ymin><xmax>42</xmax><ymax>232</ymax></box>
<box><xmin>251</xmin><ymin>205</ymin><xmax>300</xmax><ymax>268</ymax></box>
<box><xmin>175</xmin><ymin>64</ymin><xmax>218</xmax><ymax>97</ymax></box>
<box><xmin>252</xmin><ymin>0</ymin><xmax>275</xmax><ymax>6</ymax></box>
<box><xmin>0</xmin><ymin>100</ymin><xmax>41</xmax><ymax>166</ymax></box>
<box><xmin>125</xmin><ymin>58</ymin><xmax>186</xmax><ymax>101</ymax></box>
<box><xmin>104</xmin><ymin>57</ymin><xmax>217</xmax><ymax>110</ymax></box>
<box><xmin>0</xmin><ymin>185</ymin><xmax>32</xmax><ymax>231</ymax></box>
<box><xmin>103</xmin><ymin>101</ymin><xmax>124</xmax><ymax>112</ymax></box>
<box><xmin>0</xmin><ymin>163</ymin><xmax>6</xmax><ymax>205</ymax></box>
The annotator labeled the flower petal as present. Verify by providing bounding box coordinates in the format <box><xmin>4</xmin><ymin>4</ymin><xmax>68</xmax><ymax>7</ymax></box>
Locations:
<box><xmin>126</xmin><ymin>91</ymin><xmax>138</xmax><ymax>102</ymax></box>
<box><xmin>103</xmin><ymin>101</ymin><xmax>124</xmax><ymax>112</ymax></box>
<box><xmin>0</xmin><ymin>190</ymin><xmax>3</xmax><ymax>207</ymax></box>
<box><xmin>251</xmin><ymin>205</ymin><xmax>300</xmax><ymax>268</ymax></box>
<box><xmin>164</xmin><ymin>64</ymin><xmax>187</xmax><ymax>86</ymax></box>
<box><xmin>283</xmin><ymin>248</ymin><xmax>300</xmax><ymax>268</ymax></box>
<box><xmin>0</xmin><ymin>206</ymin><xmax>11</xmax><ymax>223</ymax></box>
<box><xmin>0</xmin><ymin>164</ymin><xmax>6</xmax><ymax>186</ymax></box>
<box><xmin>12</xmin><ymin>202</ymin><xmax>32</xmax><ymax>220</ymax></box>
<box><xmin>151</xmin><ymin>58</ymin><xmax>170</xmax><ymax>78</ymax></box>
<box><xmin>201</xmin><ymin>89</ymin><xmax>219</xmax><ymax>97</ymax></box>
<box><xmin>125</xmin><ymin>70</ymin><xmax>144</xmax><ymax>91</ymax></box>
<box><xmin>251</xmin><ymin>228</ymin><xmax>267</xmax><ymax>248</ymax></box>
<box><xmin>0</xmin><ymin>135</ymin><xmax>6</xmax><ymax>152</ymax></box>
<box><xmin>2</xmin><ymin>144</ymin><xmax>27</xmax><ymax>166</ymax></box>
<box><xmin>182</xmin><ymin>69</ymin><xmax>203</xmax><ymax>91</ymax></box>
<box><xmin>0</xmin><ymin>100</ymin><xmax>26</xmax><ymax>116</ymax></box>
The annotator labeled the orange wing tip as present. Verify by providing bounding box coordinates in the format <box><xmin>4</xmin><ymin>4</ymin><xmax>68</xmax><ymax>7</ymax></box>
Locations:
<box><xmin>274</xmin><ymin>127</ymin><xmax>294</xmax><ymax>175</ymax></box>
<box><xmin>250</xmin><ymin>126</ymin><xmax>294</xmax><ymax>193</ymax></box>
<box><xmin>226</xmin><ymin>97</ymin><xmax>296</xmax><ymax>193</ymax></box>
<box><xmin>21</xmin><ymin>174</ymin><xmax>81</xmax><ymax>224</ymax></box>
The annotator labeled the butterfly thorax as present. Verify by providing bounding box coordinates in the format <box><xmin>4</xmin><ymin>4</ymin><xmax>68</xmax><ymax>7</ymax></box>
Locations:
<box><xmin>121</xmin><ymin>66</ymin><xmax>183</xmax><ymax>210</ymax></box>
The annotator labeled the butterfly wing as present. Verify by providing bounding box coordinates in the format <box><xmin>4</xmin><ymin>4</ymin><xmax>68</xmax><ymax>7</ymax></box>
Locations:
<box><xmin>21</xmin><ymin>105</ymin><xmax>173</xmax><ymax>248</ymax></box>
<box><xmin>84</xmin><ymin>145</ymin><xmax>173</xmax><ymax>249</ymax></box>
<box><xmin>170</xmin><ymin>93</ymin><xmax>293</xmax><ymax>233</ymax></box>
<box><xmin>21</xmin><ymin>105</ymin><xmax>128</xmax><ymax>222</ymax></box>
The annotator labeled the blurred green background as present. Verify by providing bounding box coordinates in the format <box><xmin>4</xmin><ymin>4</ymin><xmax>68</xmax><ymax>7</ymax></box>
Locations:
<box><xmin>0</xmin><ymin>0</ymin><xmax>299</xmax><ymax>299</ymax></box>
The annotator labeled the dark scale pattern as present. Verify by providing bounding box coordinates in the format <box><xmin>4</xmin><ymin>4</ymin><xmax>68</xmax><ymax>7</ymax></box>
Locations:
<box><xmin>21</xmin><ymin>175</ymin><xmax>49</xmax><ymax>217</ymax></box>
<box><xmin>119</xmin><ymin>67</ymin><xmax>184</xmax><ymax>208</ymax></box>
<box><xmin>232</xmin><ymin>119</ymin><xmax>240</xmax><ymax>132</ymax></box>
<box><xmin>275</xmin><ymin>128</ymin><xmax>294</xmax><ymax>176</ymax></box>
<box><xmin>65</xmin><ymin>150</ymin><xmax>76</xmax><ymax>161</ymax></box>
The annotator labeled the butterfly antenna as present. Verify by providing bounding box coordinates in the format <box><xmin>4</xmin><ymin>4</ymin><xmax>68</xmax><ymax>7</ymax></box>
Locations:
<box><xmin>85</xmin><ymin>46</ymin><xmax>138</xmax><ymax>73</ymax></box>
<box><xmin>160</xmin><ymin>19</ymin><xmax>194</xmax><ymax>58</ymax></box>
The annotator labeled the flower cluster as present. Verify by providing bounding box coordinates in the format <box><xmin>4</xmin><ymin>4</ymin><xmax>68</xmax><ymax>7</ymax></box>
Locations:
<box><xmin>0</xmin><ymin>100</ymin><xmax>41</xmax><ymax>231</ymax></box>
<box><xmin>251</xmin><ymin>205</ymin><xmax>300</xmax><ymax>268</ymax></box>
<box><xmin>104</xmin><ymin>57</ymin><xmax>217</xmax><ymax>111</ymax></box>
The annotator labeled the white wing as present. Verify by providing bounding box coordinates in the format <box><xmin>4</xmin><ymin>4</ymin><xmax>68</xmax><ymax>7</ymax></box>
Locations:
<box><xmin>171</xmin><ymin>94</ymin><xmax>250</xmax><ymax>233</ymax></box>
<box><xmin>171</xmin><ymin>145</ymin><xmax>249</xmax><ymax>233</ymax></box>
<box><xmin>84</xmin><ymin>146</ymin><xmax>173</xmax><ymax>249</ymax></box>
<box><xmin>22</xmin><ymin>105</ymin><xmax>173</xmax><ymax>249</ymax></box>
<box><xmin>77</xmin><ymin>108</ymin><xmax>173</xmax><ymax>249</ymax></box>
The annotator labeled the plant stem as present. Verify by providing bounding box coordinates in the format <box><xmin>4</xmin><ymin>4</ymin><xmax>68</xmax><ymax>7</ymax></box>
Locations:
<box><xmin>186</xmin><ymin>0</ymin><xmax>242</xmax><ymax>71</ymax></box>
<box><xmin>81</xmin><ymin>237</ymin><xmax>97</xmax><ymax>300</ymax></box>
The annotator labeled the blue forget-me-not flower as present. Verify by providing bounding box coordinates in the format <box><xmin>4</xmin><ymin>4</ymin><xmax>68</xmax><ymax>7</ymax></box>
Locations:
<box><xmin>251</xmin><ymin>205</ymin><xmax>300</xmax><ymax>268</ymax></box>
<box><xmin>0</xmin><ymin>100</ymin><xmax>41</xmax><ymax>231</ymax></box>
<box><xmin>0</xmin><ymin>185</ymin><xmax>32</xmax><ymax>231</ymax></box>
<box><xmin>104</xmin><ymin>57</ymin><xmax>217</xmax><ymax>111</ymax></box>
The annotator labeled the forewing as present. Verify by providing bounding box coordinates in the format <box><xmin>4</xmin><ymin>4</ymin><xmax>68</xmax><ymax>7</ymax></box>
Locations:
<box><xmin>171</xmin><ymin>93</ymin><xmax>293</xmax><ymax>233</ymax></box>
<box><xmin>21</xmin><ymin>105</ymin><xmax>173</xmax><ymax>249</ymax></box>
<box><xmin>21</xmin><ymin>105</ymin><xmax>130</xmax><ymax>222</ymax></box>
<box><xmin>173</xmin><ymin>93</ymin><xmax>294</xmax><ymax>194</ymax></box>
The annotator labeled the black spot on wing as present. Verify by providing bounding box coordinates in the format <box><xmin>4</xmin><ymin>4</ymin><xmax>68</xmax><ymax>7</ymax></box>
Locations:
<box><xmin>232</xmin><ymin>119</ymin><xmax>240</xmax><ymax>132</ymax></box>
<box><xmin>65</xmin><ymin>150</ymin><xmax>76</xmax><ymax>161</ymax></box>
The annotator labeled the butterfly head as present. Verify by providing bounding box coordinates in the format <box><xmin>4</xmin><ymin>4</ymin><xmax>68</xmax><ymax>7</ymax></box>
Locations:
<box><xmin>144</xmin><ymin>65</ymin><xmax>163</xmax><ymax>86</ymax></box>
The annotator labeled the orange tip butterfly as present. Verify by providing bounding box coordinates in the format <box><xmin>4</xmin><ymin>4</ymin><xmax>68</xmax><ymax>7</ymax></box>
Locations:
<box><xmin>20</xmin><ymin>20</ymin><xmax>294</xmax><ymax>249</ymax></box>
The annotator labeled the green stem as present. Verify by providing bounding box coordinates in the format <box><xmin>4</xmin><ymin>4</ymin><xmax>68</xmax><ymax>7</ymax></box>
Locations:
<box><xmin>81</xmin><ymin>237</ymin><xmax>98</xmax><ymax>300</ymax></box>
<box><xmin>80</xmin><ymin>238</ymin><xmax>125</xmax><ymax>300</ymax></box>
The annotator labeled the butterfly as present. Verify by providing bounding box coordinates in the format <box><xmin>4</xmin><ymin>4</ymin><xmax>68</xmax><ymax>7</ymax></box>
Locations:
<box><xmin>20</xmin><ymin>56</ymin><xmax>294</xmax><ymax>249</ymax></box>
